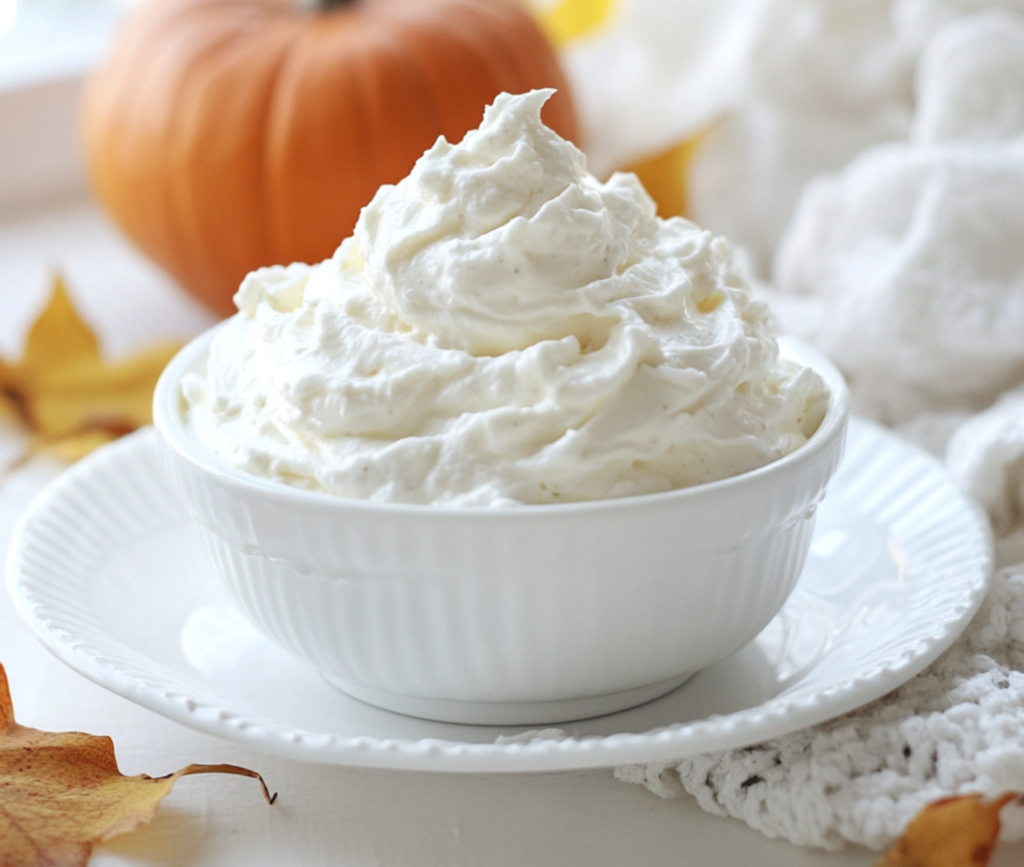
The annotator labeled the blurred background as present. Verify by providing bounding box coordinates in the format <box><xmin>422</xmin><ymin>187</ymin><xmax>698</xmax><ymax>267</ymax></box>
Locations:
<box><xmin>4</xmin><ymin>0</ymin><xmax>1024</xmax><ymax>432</ymax></box>
<box><xmin>0</xmin><ymin>0</ymin><xmax>213</xmax><ymax>370</ymax></box>
<box><xmin>0</xmin><ymin>0</ymin><xmax>137</xmax><ymax>213</ymax></box>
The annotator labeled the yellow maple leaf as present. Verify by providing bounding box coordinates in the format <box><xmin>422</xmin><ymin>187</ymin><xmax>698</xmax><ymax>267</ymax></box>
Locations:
<box><xmin>622</xmin><ymin>130</ymin><xmax>709</xmax><ymax>219</ymax></box>
<box><xmin>0</xmin><ymin>662</ymin><xmax>274</xmax><ymax>867</ymax></box>
<box><xmin>875</xmin><ymin>792</ymin><xmax>1019</xmax><ymax>867</ymax></box>
<box><xmin>532</xmin><ymin>0</ymin><xmax>619</xmax><ymax>47</ymax></box>
<box><xmin>0</xmin><ymin>274</ymin><xmax>181</xmax><ymax>461</ymax></box>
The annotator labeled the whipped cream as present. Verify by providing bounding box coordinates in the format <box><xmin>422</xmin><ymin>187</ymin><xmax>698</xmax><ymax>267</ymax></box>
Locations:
<box><xmin>183</xmin><ymin>90</ymin><xmax>828</xmax><ymax>506</ymax></box>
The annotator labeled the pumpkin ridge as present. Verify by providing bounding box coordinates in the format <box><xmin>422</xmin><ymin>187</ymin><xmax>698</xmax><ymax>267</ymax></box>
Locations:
<box><xmin>395</xmin><ymin>1</ymin><xmax>568</xmax><ymax>148</ymax></box>
<box><xmin>265</xmin><ymin>19</ymin><xmax>375</xmax><ymax>264</ymax></box>
<box><xmin>386</xmin><ymin>0</ymin><xmax>579</xmax><ymax>146</ymax></box>
<box><xmin>173</xmin><ymin>23</ymin><xmax>298</xmax><ymax>303</ymax></box>
<box><xmin>261</xmin><ymin>21</ymin><xmax>333</xmax><ymax>267</ymax></box>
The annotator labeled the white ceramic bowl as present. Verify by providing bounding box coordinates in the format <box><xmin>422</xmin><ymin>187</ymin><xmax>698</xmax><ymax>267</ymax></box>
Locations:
<box><xmin>153</xmin><ymin>327</ymin><xmax>849</xmax><ymax>725</ymax></box>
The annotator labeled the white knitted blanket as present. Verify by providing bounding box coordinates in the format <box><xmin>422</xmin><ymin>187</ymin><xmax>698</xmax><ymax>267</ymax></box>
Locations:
<box><xmin>615</xmin><ymin>3</ymin><xmax>1024</xmax><ymax>848</ymax></box>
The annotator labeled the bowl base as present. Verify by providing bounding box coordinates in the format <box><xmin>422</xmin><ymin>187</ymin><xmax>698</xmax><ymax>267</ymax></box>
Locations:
<box><xmin>320</xmin><ymin>673</ymin><xmax>694</xmax><ymax>726</ymax></box>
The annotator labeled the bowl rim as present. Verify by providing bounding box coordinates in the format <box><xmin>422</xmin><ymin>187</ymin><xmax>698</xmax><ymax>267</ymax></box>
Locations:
<box><xmin>152</xmin><ymin>319</ymin><xmax>850</xmax><ymax>518</ymax></box>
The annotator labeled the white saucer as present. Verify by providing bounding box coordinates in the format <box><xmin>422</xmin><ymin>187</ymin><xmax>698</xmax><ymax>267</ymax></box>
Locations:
<box><xmin>7</xmin><ymin>419</ymin><xmax>991</xmax><ymax>773</ymax></box>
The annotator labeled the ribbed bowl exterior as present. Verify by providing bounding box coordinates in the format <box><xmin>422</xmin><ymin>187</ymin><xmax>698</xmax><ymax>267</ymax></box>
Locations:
<box><xmin>154</xmin><ymin>325</ymin><xmax>849</xmax><ymax>718</ymax></box>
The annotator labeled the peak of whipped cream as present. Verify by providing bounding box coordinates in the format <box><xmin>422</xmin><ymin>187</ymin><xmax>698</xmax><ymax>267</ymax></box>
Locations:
<box><xmin>187</xmin><ymin>90</ymin><xmax>828</xmax><ymax>506</ymax></box>
<box><xmin>350</xmin><ymin>88</ymin><xmax>655</xmax><ymax>357</ymax></box>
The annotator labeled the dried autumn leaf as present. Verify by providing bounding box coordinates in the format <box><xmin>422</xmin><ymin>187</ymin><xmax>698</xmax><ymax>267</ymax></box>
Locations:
<box><xmin>0</xmin><ymin>274</ymin><xmax>181</xmax><ymax>459</ymax></box>
<box><xmin>0</xmin><ymin>394</ymin><xmax>17</xmax><ymax>424</ymax></box>
<box><xmin>875</xmin><ymin>792</ymin><xmax>1018</xmax><ymax>867</ymax></box>
<box><xmin>0</xmin><ymin>662</ymin><xmax>274</xmax><ymax>867</ymax></box>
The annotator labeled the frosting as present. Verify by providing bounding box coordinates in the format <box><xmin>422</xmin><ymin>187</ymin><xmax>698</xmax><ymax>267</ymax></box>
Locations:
<box><xmin>772</xmin><ymin>11</ymin><xmax>1024</xmax><ymax>424</ymax></box>
<box><xmin>183</xmin><ymin>90</ymin><xmax>828</xmax><ymax>506</ymax></box>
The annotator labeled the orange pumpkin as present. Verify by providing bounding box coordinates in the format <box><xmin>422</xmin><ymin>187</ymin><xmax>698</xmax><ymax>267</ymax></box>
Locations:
<box><xmin>82</xmin><ymin>0</ymin><xmax>579</xmax><ymax>315</ymax></box>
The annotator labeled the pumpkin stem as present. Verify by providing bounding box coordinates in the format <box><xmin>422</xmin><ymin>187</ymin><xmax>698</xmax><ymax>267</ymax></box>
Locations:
<box><xmin>298</xmin><ymin>0</ymin><xmax>357</xmax><ymax>10</ymax></box>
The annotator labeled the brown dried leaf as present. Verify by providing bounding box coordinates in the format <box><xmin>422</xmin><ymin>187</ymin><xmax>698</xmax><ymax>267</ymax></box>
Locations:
<box><xmin>0</xmin><ymin>274</ymin><xmax>181</xmax><ymax>465</ymax></box>
<box><xmin>0</xmin><ymin>389</ymin><xmax>17</xmax><ymax>423</ymax></box>
<box><xmin>875</xmin><ymin>792</ymin><xmax>1018</xmax><ymax>867</ymax></box>
<box><xmin>0</xmin><ymin>663</ymin><xmax>274</xmax><ymax>867</ymax></box>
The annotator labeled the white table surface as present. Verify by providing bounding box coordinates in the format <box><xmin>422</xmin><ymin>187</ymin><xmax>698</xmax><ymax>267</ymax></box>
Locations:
<box><xmin>2</xmin><ymin>200</ymin><xmax>1022</xmax><ymax>867</ymax></box>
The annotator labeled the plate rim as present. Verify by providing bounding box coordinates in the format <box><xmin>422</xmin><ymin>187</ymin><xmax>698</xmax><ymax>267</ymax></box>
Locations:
<box><xmin>5</xmin><ymin>419</ymin><xmax>993</xmax><ymax>773</ymax></box>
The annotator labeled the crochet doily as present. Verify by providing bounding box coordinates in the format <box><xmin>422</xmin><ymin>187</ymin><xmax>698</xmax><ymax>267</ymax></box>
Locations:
<box><xmin>615</xmin><ymin>556</ymin><xmax>1024</xmax><ymax>850</ymax></box>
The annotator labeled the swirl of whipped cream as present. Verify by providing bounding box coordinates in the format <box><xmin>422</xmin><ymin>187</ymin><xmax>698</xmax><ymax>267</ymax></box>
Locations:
<box><xmin>184</xmin><ymin>90</ymin><xmax>827</xmax><ymax>506</ymax></box>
